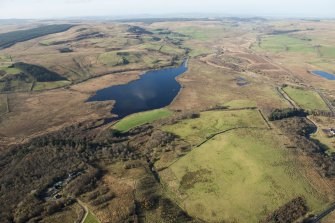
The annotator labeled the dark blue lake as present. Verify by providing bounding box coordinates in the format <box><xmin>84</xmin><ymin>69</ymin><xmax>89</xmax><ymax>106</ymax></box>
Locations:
<box><xmin>312</xmin><ymin>70</ymin><xmax>335</xmax><ymax>80</ymax></box>
<box><xmin>87</xmin><ymin>61</ymin><xmax>188</xmax><ymax>119</ymax></box>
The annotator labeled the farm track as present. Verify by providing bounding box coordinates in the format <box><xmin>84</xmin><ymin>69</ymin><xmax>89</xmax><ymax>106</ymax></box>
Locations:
<box><xmin>276</xmin><ymin>87</ymin><xmax>300</xmax><ymax>108</ymax></box>
<box><xmin>316</xmin><ymin>90</ymin><xmax>335</xmax><ymax>116</ymax></box>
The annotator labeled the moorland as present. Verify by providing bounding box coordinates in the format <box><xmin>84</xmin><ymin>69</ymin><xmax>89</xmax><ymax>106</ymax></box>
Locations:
<box><xmin>0</xmin><ymin>18</ymin><xmax>335</xmax><ymax>223</ymax></box>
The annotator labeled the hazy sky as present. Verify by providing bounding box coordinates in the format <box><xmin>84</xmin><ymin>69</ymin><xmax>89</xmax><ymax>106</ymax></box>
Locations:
<box><xmin>0</xmin><ymin>0</ymin><xmax>334</xmax><ymax>19</ymax></box>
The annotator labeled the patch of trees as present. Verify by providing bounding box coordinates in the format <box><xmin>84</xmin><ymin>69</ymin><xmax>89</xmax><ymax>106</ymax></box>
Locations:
<box><xmin>58</xmin><ymin>47</ymin><xmax>73</xmax><ymax>53</ymax></box>
<box><xmin>269</xmin><ymin>108</ymin><xmax>308</xmax><ymax>121</ymax></box>
<box><xmin>0</xmin><ymin>143</ymin><xmax>88</xmax><ymax>222</ymax></box>
<box><xmin>275</xmin><ymin>117</ymin><xmax>335</xmax><ymax>178</ymax></box>
<box><xmin>13</xmin><ymin>62</ymin><xmax>67</xmax><ymax>82</ymax></box>
<box><xmin>0</xmin><ymin>24</ymin><xmax>74</xmax><ymax>49</ymax></box>
<box><xmin>262</xmin><ymin>197</ymin><xmax>308</xmax><ymax>223</ymax></box>
<box><xmin>0</xmin><ymin>118</ymin><xmax>193</xmax><ymax>222</ymax></box>
<box><xmin>75</xmin><ymin>31</ymin><xmax>105</xmax><ymax>41</ymax></box>
<box><xmin>127</xmin><ymin>26</ymin><xmax>153</xmax><ymax>35</ymax></box>
<box><xmin>135</xmin><ymin>175</ymin><xmax>194</xmax><ymax>222</ymax></box>
<box><xmin>270</xmin><ymin>29</ymin><xmax>300</xmax><ymax>35</ymax></box>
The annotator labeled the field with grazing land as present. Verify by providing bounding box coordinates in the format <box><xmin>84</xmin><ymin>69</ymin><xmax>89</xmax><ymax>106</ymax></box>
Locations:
<box><xmin>113</xmin><ymin>108</ymin><xmax>173</xmax><ymax>132</ymax></box>
<box><xmin>283</xmin><ymin>86</ymin><xmax>329</xmax><ymax>111</ymax></box>
<box><xmin>163</xmin><ymin>109</ymin><xmax>268</xmax><ymax>145</ymax></box>
<box><xmin>160</xmin><ymin>128</ymin><xmax>328</xmax><ymax>222</ymax></box>
<box><xmin>252</xmin><ymin>34</ymin><xmax>316</xmax><ymax>54</ymax></box>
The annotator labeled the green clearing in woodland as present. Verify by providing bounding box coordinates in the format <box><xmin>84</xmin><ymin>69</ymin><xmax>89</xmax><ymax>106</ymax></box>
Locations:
<box><xmin>162</xmin><ymin>109</ymin><xmax>268</xmax><ymax>145</ymax></box>
<box><xmin>161</xmin><ymin>129</ymin><xmax>327</xmax><ymax>222</ymax></box>
<box><xmin>283</xmin><ymin>86</ymin><xmax>329</xmax><ymax>111</ymax></box>
<box><xmin>113</xmin><ymin>109</ymin><xmax>173</xmax><ymax>132</ymax></box>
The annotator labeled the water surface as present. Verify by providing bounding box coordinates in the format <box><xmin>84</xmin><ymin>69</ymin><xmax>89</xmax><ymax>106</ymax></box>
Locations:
<box><xmin>87</xmin><ymin>61</ymin><xmax>188</xmax><ymax>119</ymax></box>
<box><xmin>312</xmin><ymin>70</ymin><xmax>335</xmax><ymax>80</ymax></box>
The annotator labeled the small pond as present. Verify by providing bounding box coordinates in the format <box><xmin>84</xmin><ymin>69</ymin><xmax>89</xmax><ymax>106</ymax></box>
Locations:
<box><xmin>312</xmin><ymin>70</ymin><xmax>335</xmax><ymax>80</ymax></box>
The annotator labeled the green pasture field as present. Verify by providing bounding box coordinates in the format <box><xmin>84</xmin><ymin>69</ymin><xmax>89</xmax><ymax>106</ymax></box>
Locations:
<box><xmin>283</xmin><ymin>86</ymin><xmax>329</xmax><ymax>111</ymax></box>
<box><xmin>0</xmin><ymin>66</ymin><xmax>21</xmax><ymax>75</ymax></box>
<box><xmin>33</xmin><ymin>80</ymin><xmax>71</xmax><ymax>91</ymax></box>
<box><xmin>162</xmin><ymin>109</ymin><xmax>268</xmax><ymax>145</ymax></box>
<box><xmin>253</xmin><ymin>35</ymin><xmax>315</xmax><ymax>54</ymax></box>
<box><xmin>113</xmin><ymin>108</ymin><xmax>173</xmax><ymax>132</ymax></box>
<box><xmin>176</xmin><ymin>26</ymin><xmax>225</xmax><ymax>41</ymax></box>
<box><xmin>161</xmin><ymin>128</ymin><xmax>327</xmax><ymax>222</ymax></box>
<box><xmin>83</xmin><ymin>211</ymin><xmax>100</xmax><ymax>223</ymax></box>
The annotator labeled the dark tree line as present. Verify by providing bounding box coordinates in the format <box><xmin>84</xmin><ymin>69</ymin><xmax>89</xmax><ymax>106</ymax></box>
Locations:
<box><xmin>262</xmin><ymin>197</ymin><xmax>308</xmax><ymax>223</ymax></box>
<box><xmin>0</xmin><ymin>24</ymin><xmax>74</xmax><ymax>49</ymax></box>
<box><xmin>269</xmin><ymin>108</ymin><xmax>308</xmax><ymax>121</ymax></box>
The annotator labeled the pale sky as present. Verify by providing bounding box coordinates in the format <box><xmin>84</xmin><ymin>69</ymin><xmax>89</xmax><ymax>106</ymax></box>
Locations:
<box><xmin>0</xmin><ymin>0</ymin><xmax>334</xmax><ymax>19</ymax></box>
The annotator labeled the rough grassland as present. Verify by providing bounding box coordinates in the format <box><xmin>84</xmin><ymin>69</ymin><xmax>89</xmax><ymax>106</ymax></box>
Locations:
<box><xmin>283</xmin><ymin>86</ymin><xmax>329</xmax><ymax>111</ymax></box>
<box><xmin>0</xmin><ymin>94</ymin><xmax>8</xmax><ymax>114</ymax></box>
<box><xmin>162</xmin><ymin>109</ymin><xmax>268</xmax><ymax>145</ymax></box>
<box><xmin>83</xmin><ymin>211</ymin><xmax>100</xmax><ymax>223</ymax></box>
<box><xmin>161</xmin><ymin>129</ymin><xmax>327</xmax><ymax>222</ymax></box>
<box><xmin>223</xmin><ymin>99</ymin><xmax>257</xmax><ymax>109</ymax></box>
<box><xmin>113</xmin><ymin>109</ymin><xmax>173</xmax><ymax>132</ymax></box>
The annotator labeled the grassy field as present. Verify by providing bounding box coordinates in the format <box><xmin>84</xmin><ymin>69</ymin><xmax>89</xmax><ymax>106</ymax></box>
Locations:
<box><xmin>162</xmin><ymin>109</ymin><xmax>268</xmax><ymax>145</ymax></box>
<box><xmin>176</xmin><ymin>26</ymin><xmax>225</xmax><ymax>41</ymax></box>
<box><xmin>33</xmin><ymin>80</ymin><xmax>71</xmax><ymax>91</ymax></box>
<box><xmin>283</xmin><ymin>86</ymin><xmax>329</xmax><ymax>111</ymax></box>
<box><xmin>223</xmin><ymin>99</ymin><xmax>257</xmax><ymax>109</ymax></box>
<box><xmin>161</xmin><ymin>128</ymin><xmax>327</xmax><ymax>222</ymax></box>
<box><xmin>0</xmin><ymin>66</ymin><xmax>21</xmax><ymax>75</ymax></box>
<box><xmin>319</xmin><ymin>45</ymin><xmax>335</xmax><ymax>58</ymax></box>
<box><xmin>83</xmin><ymin>211</ymin><xmax>100</xmax><ymax>223</ymax></box>
<box><xmin>140</xmin><ymin>43</ymin><xmax>185</xmax><ymax>55</ymax></box>
<box><xmin>252</xmin><ymin>35</ymin><xmax>316</xmax><ymax>54</ymax></box>
<box><xmin>113</xmin><ymin>108</ymin><xmax>173</xmax><ymax>132</ymax></box>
